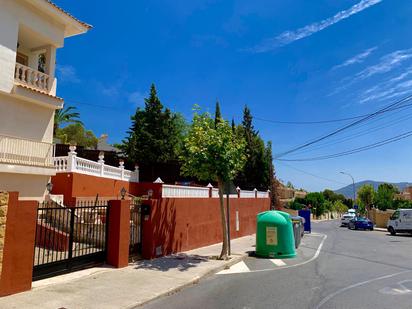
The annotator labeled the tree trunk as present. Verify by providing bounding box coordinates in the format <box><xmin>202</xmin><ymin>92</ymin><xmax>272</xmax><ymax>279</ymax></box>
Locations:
<box><xmin>218</xmin><ymin>179</ymin><xmax>229</xmax><ymax>260</ymax></box>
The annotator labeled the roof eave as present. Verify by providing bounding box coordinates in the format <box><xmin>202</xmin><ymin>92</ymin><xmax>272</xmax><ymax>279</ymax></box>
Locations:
<box><xmin>25</xmin><ymin>0</ymin><xmax>92</xmax><ymax>38</ymax></box>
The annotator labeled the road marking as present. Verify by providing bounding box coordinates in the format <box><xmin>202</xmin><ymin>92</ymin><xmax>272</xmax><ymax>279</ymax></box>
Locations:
<box><xmin>380</xmin><ymin>280</ymin><xmax>412</xmax><ymax>295</ymax></box>
<box><xmin>217</xmin><ymin>261</ymin><xmax>250</xmax><ymax>275</ymax></box>
<box><xmin>270</xmin><ymin>259</ymin><xmax>286</xmax><ymax>266</ymax></box>
<box><xmin>232</xmin><ymin>234</ymin><xmax>328</xmax><ymax>275</ymax></box>
<box><xmin>315</xmin><ymin>270</ymin><xmax>411</xmax><ymax>309</ymax></box>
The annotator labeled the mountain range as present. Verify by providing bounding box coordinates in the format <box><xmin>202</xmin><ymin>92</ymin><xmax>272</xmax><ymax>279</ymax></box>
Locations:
<box><xmin>334</xmin><ymin>180</ymin><xmax>412</xmax><ymax>199</ymax></box>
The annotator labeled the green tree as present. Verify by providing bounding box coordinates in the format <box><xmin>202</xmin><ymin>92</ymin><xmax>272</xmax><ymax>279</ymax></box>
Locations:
<box><xmin>180</xmin><ymin>108</ymin><xmax>246</xmax><ymax>259</ymax></box>
<box><xmin>305</xmin><ymin>192</ymin><xmax>326</xmax><ymax>217</ymax></box>
<box><xmin>357</xmin><ymin>185</ymin><xmax>375</xmax><ymax>213</ymax></box>
<box><xmin>55</xmin><ymin>123</ymin><xmax>98</xmax><ymax>148</ymax></box>
<box><xmin>374</xmin><ymin>183</ymin><xmax>398</xmax><ymax>211</ymax></box>
<box><xmin>236</xmin><ymin>106</ymin><xmax>268</xmax><ymax>190</ymax></box>
<box><xmin>265</xmin><ymin>141</ymin><xmax>280</xmax><ymax>209</ymax></box>
<box><xmin>214</xmin><ymin>100</ymin><xmax>222</xmax><ymax>128</ymax></box>
<box><xmin>122</xmin><ymin>84</ymin><xmax>185</xmax><ymax>176</ymax></box>
<box><xmin>333</xmin><ymin>200</ymin><xmax>348</xmax><ymax>214</ymax></box>
<box><xmin>54</xmin><ymin>106</ymin><xmax>82</xmax><ymax>136</ymax></box>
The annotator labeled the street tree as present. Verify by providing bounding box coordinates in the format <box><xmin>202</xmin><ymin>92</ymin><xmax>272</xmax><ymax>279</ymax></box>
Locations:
<box><xmin>374</xmin><ymin>183</ymin><xmax>398</xmax><ymax>211</ymax></box>
<box><xmin>357</xmin><ymin>185</ymin><xmax>375</xmax><ymax>213</ymax></box>
<box><xmin>305</xmin><ymin>192</ymin><xmax>326</xmax><ymax>217</ymax></box>
<box><xmin>333</xmin><ymin>200</ymin><xmax>348</xmax><ymax>214</ymax></box>
<box><xmin>180</xmin><ymin>108</ymin><xmax>246</xmax><ymax>259</ymax></box>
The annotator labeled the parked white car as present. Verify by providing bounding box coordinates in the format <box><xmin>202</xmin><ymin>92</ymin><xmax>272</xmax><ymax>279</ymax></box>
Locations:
<box><xmin>341</xmin><ymin>209</ymin><xmax>356</xmax><ymax>227</ymax></box>
<box><xmin>387</xmin><ymin>209</ymin><xmax>412</xmax><ymax>235</ymax></box>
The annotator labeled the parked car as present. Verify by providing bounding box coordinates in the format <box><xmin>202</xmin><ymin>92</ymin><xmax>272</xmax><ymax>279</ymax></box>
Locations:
<box><xmin>348</xmin><ymin>217</ymin><xmax>374</xmax><ymax>230</ymax></box>
<box><xmin>387</xmin><ymin>209</ymin><xmax>412</xmax><ymax>235</ymax></box>
<box><xmin>341</xmin><ymin>211</ymin><xmax>356</xmax><ymax>226</ymax></box>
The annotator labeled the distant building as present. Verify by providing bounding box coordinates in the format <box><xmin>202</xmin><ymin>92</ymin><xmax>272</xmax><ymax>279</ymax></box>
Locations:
<box><xmin>395</xmin><ymin>186</ymin><xmax>412</xmax><ymax>201</ymax></box>
<box><xmin>97</xmin><ymin>134</ymin><xmax>121</xmax><ymax>152</ymax></box>
<box><xmin>276</xmin><ymin>180</ymin><xmax>307</xmax><ymax>207</ymax></box>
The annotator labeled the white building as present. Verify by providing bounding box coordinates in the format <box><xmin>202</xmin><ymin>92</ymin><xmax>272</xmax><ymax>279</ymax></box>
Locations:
<box><xmin>0</xmin><ymin>0</ymin><xmax>90</xmax><ymax>200</ymax></box>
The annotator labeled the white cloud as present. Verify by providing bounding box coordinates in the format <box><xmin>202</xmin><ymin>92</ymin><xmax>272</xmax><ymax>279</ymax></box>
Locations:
<box><xmin>128</xmin><ymin>91</ymin><xmax>145</xmax><ymax>106</ymax></box>
<box><xmin>333</xmin><ymin>47</ymin><xmax>377</xmax><ymax>70</ymax></box>
<box><xmin>251</xmin><ymin>0</ymin><xmax>382</xmax><ymax>52</ymax></box>
<box><xmin>56</xmin><ymin>64</ymin><xmax>80</xmax><ymax>83</ymax></box>
<box><xmin>360</xmin><ymin>78</ymin><xmax>412</xmax><ymax>104</ymax></box>
<box><xmin>356</xmin><ymin>49</ymin><xmax>412</xmax><ymax>80</ymax></box>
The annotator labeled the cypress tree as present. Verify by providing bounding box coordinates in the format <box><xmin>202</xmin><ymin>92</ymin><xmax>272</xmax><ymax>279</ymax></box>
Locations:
<box><xmin>214</xmin><ymin>100</ymin><xmax>222</xmax><ymax>128</ymax></box>
<box><xmin>122</xmin><ymin>84</ymin><xmax>184</xmax><ymax>172</ymax></box>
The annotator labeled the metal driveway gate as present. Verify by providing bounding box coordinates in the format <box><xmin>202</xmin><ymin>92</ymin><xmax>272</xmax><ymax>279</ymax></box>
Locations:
<box><xmin>33</xmin><ymin>202</ymin><xmax>110</xmax><ymax>281</ymax></box>
<box><xmin>129</xmin><ymin>201</ymin><xmax>142</xmax><ymax>258</ymax></box>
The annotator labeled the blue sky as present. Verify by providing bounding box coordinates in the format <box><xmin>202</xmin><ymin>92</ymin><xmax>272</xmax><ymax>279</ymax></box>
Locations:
<box><xmin>53</xmin><ymin>0</ymin><xmax>412</xmax><ymax>191</ymax></box>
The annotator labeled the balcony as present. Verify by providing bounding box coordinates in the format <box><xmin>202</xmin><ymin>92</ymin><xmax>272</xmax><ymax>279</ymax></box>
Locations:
<box><xmin>14</xmin><ymin>63</ymin><xmax>50</xmax><ymax>93</ymax></box>
<box><xmin>0</xmin><ymin>134</ymin><xmax>54</xmax><ymax>168</ymax></box>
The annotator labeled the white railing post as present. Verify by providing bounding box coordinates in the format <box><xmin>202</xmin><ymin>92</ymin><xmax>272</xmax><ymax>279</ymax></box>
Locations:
<box><xmin>254</xmin><ymin>188</ymin><xmax>258</xmax><ymax>199</ymax></box>
<box><xmin>207</xmin><ymin>183</ymin><xmax>213</xmax><ymax>198</ymax></box>
<box><xmin>98</xmin><ymin>152</ymin><xmax>105</xmax><ymax>177</ymax></box>
<box><xmin>119</xmin><ymin>160</ymin><xmax>125</xmax><ymax>180</ymax></box>
<box><xmin>67</xmin><ymin>145</ymin><xmax>77</xmax><ymax>172</ymax></box>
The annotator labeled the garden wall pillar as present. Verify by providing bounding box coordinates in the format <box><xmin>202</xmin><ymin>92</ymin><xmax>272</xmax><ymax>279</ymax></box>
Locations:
<box><xmin>106</xmin><ymin>199</ymin><xmax>130</xmax><ymax>268</ymax></box>
<box><xmin>0</xmin><ymin>192</ymin><xmax>38</xmax><ymax>296</ymax></box>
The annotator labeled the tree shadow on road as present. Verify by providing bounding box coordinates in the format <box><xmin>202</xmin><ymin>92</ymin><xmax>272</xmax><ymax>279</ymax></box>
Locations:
<box><xmin>133</xmin><ymin>253</ymin><xmax>210</xmax><ymax>272</ymax></box>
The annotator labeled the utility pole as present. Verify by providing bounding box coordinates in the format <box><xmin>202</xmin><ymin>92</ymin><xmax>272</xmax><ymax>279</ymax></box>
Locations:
<box><xmin>340</xmin><ymin>171</ymin><xmax>356</xmax><ymax>206</ymax></box>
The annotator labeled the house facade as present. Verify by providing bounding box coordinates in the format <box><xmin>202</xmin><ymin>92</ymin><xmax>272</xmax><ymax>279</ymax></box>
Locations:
<box><xmin>0</xmin><ymin>0</ymin><xmax>90</xmax><ymax>200</ymax></box>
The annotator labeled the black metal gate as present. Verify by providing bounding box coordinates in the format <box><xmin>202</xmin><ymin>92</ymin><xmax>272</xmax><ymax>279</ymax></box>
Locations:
<box><xmin>129</xmin><ymin>201</ymin><xmax>142</xmax><ymax>258</ymax></box>
<box><xmin>33</xmin><ymin>202</ymin><xmax>110</xmax><ymax>281</ymax></box>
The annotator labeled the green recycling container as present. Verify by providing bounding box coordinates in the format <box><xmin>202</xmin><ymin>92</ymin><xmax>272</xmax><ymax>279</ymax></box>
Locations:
<box><xmin>256</xmin><ymin>211</ymin><xmax>296</xmax><ymax>258</ymax></box>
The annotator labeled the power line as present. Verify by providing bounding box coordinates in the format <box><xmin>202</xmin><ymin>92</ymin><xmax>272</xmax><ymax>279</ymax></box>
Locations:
<box><xmin>277</xmin><ymin>129</ymin><xmax>412</xmax><ymax>162</ymax></box>
<box><xmin>255</xmin><ymin>101</ymin><xmax>412</xmax><ymax>125</ymax></box>
<box><xmin>274</xmin><ymin>94</ymin><xmax>412</xmax><ymax>159</ymax></box>
<box><xmin>290</xmin><ymin>110</ymin><xmax>412</xmax><ymax>156</ymax></box>
<box><xmin>277</xmin><ymin>161</ymin><xmax>347</xmax><ymax>186</ymax></box>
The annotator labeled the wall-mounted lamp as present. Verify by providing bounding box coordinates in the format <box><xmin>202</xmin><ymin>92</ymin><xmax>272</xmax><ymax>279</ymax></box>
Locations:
<box><xmin>46</xmin><ymin>182</ymin><xmax>53</xmax><ymax>194</ymax></box>
<box><xmin>120</xmin><ymin>187</ymin><xmax>127</xmax><ymax>200</ymax></box>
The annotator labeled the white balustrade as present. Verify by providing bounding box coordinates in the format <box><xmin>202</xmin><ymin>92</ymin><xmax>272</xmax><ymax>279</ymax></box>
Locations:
<box><xmin>53</xmin><ymin>150</ymin><xmax>139</xmax><ymax>182</ymax></box>
<box><xmin>212</xmin><ymin>188</ymin><xmax>219</xmax><ymax>198</ymax></box>
<box><xmin>239</xmin><ymin>190</ymin><xmax>256</xmax><ymax>198</ymax></box>
<box><xmin>0</xmin><ymin>134</ymin><xmax>53</xmax><ymax>167</ymax></box>
<box><xmin>14</xmin><ymin>63</ymin><xmax>50</xmax><ymax>92</ymax></box>
<box><xmin>162</xmin><ymin>184</ymin><xmax>209</xmax><ymax>198</ymax></box>
<box><xmin>257</xmin><ymin>191</ymin><xmax>270</xmax><ymax>198</ymax></box>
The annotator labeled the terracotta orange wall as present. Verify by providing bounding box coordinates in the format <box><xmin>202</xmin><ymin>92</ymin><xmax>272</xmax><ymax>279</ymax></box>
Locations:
<box><xmin>0</xmin><ymin>193</ymin><xmax>38</xmax><ymax>296</ymax></box>
<box><xmin>142</xmin><ymin>197</ymin><xmax>269</xmax><ymax>259</ymax></box>
<box><xmin>51</xmin><ymin>173</ymin><xmax>134</xmax><ymax>206</ymax></box>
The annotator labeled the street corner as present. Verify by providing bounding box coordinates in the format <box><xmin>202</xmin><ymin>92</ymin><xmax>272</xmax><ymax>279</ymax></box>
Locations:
<box><xmin>217</xmin><ymin>233</ymin><xmax>326</xmax><ymax>275</ymax></box>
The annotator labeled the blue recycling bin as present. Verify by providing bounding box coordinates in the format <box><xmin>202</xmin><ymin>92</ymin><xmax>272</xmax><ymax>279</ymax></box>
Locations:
<box><xmin>298</xmin><ymin>209</ymin><xmax>311</xmax><ymax>233</ymax></box>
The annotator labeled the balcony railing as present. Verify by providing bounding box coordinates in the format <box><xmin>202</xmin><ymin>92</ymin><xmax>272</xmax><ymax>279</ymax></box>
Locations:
<box><xmin>0</xmin><ymin>135</ymin><xmax>53</xmax><ymax>167</ymax></box>
<box><xmin>54</xmin><ymin>148</ymin><xmax>139</xmax><ymax>183</ymax></box>
<box><xmin>14</xmin><ymin>63</ymin><xmax>50</xmax><ymax>92</ymax></box>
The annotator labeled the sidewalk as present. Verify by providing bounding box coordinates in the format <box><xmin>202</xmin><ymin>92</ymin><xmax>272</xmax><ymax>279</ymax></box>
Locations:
<box><xmin>0</xmin><ymin>235</ymin><xmax>255</xmax><ymax>309</ymax></box>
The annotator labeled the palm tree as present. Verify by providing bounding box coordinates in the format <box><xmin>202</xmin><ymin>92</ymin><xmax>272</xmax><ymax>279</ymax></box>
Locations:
<box><xmin>54</xmin><ymin>106</ymin><xmax>83</xmax><ymax>136</ymax></box>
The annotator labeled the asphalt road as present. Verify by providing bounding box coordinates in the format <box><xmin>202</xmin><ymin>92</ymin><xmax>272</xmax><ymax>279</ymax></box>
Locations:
<box><xmin>142</xmin><ymin>220</ymin><xmax>412</xmax><ymax>309</ymax></box>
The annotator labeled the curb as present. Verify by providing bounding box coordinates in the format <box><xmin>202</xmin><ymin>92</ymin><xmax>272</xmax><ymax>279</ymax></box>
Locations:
<box><xmin>127</xmin><ymin>254</ymin><xmax>247</xmax><ymax>308</ymax></box>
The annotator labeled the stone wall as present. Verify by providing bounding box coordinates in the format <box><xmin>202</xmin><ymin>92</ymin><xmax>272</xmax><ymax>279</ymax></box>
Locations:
<box><xmin>0</xmin><ymin>191</ymin><xmax>8</xmax><ymax>279</ymax></box>
<box><xmin>370</xmin><ymin>208</ymin><xmax>395</xmax><ymax>228</ymax></box>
